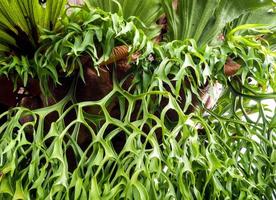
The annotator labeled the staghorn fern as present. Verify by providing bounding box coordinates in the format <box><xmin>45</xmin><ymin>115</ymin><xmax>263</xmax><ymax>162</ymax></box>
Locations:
<box><xmin>0</xmin><ymin>0</ymin><xmax>67</xmax><ymax>55</ymax></box>
<box><xmin>85</xmin><ymin>0</ymin><xmax>163</xmax><ymax>39</ymax></box>
<box><xmin>162</xmin><ymin>0</ymin><xmax>276</xmax><ymax>46</ymax></box>
<box><xmin>0</xmin><ymin>0</ymin><xmax>67</xmax><ymax>94</ymax></box>
<box><xmin>0</xmin><ymin>7</ymin><xmax>275</xmax><ymax>199</ymax></box>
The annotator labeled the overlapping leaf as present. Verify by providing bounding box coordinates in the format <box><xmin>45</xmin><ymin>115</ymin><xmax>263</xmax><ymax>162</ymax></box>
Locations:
<box><xmin>0</xmin><ymin>3</ymin><xmax>275</xmax><ymax>200</ymax></box>
<box><xmin>0</xmin><ymin>0</ymin><xmax>66</xmax><ymax>55</ymax></box>
<box><xmin>162</xmin><ymin>0</ymin><xmax>275</xmax><ymax>46</ymax></box>
<box><xmin>85</xmin><ymin>0</ymin><xmax>163</xmax><ymax>39</ymax></box>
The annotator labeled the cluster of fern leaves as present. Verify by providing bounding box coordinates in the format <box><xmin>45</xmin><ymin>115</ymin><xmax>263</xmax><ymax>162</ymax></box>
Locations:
<box><xmin>0</xmin><ymin>1</ymin><xmax>275</xmax><ymax>200</ymax></box>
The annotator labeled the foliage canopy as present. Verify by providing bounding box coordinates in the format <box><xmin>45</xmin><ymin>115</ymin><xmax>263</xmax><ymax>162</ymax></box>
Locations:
<box><xmin>0</xmin><ymin>0</ymin><xmax>275</xmax><ymax>199</ymax></box>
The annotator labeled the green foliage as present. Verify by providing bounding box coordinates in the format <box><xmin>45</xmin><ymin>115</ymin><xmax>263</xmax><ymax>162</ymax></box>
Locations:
<box><xmin>0</xmin><ymin>0</ymin><xmax>67</xmax><ymax>55</ymax></box>
<box><xmin>35</xmin><ymin>7</ymin><xmax>150</xmax><ymax>95</ymax></box>
<box><xmin>0</xmin><ymin>0</ymin><xmax>67</xmax><ymax>88</ymax></box>
<box><xmin>85</xmin><ymin>0</ymin><xmax>163</xmax><ymax>39</ymax></box>
<box><xmin>0</xmin><ymin>7</ymin><xmax>275</xmax><ymax>199</ymax></box>
<box><xmin>162</xmin><ymin>0</ymin><xmax>275</xmax><ymax>46</ymax></box>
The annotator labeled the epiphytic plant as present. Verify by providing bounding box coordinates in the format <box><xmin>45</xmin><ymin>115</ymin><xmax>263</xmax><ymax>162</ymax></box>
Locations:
<box><xmin>0</xmin><ymin>1</ymin><xmax>275</xmax><ymax>199</ymax></box>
